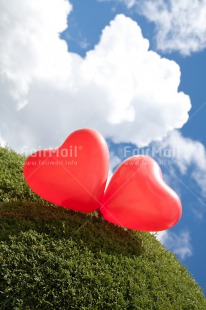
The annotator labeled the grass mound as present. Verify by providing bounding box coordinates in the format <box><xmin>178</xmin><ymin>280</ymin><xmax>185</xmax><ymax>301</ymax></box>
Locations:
<box><xmin>0</xmin><ymin>147</ymin><xmax>206</xmax><ymax>309</ymax></box>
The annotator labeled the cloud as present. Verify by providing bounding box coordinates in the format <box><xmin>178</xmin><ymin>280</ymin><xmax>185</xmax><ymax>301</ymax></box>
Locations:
<box><xmin>0</xmin><ymin>134</ymin><xmax>6</xmax><ymax>147</ymax></box>
<box><xmin>0</xmin><ymin>0</ymin><xmax>72</xmax><ymax>108</ymax></box>
<box><xmin>0</xmin><ymin>0</ymin><xmax>73</xmax><ymax>149</ymax></box>
<box><xmin>156</xmin><ymin>229</ymin><xmax>192</xmax><ymax>260</ymax></box>
<box><xmin>103</xmin><ymin>0</ymin><xmax>206</xmax><ymax>55</ymax></box>
<box><xmin>159</xmin><ymin>130</ymin><xmax>206</xmax><ymax>196</ymax></box>
<box><xmin>139</xmin><ymin>0</ymin><xmax>206</xmax><ymax>55</ymax></box>
<box><xmin>0</xmin><ymin>1</ymin><xmax>190</xmax><ymax>152</ymax></box>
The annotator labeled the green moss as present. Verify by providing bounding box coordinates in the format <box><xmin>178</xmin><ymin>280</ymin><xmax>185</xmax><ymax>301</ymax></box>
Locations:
<box><xmin>0</xmin><ymin>147</ymin><xmax>206</xmax><ymax>309</ymax></box>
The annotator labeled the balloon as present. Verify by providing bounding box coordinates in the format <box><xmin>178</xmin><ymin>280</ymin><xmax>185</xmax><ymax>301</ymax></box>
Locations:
<box><xmin>100</xmin><ymin>155</ymin><xmax>182</xmax><ymax>231</ymax></box>
<box><xmin>24</xmin><ymin>128</ymin><xmax>109</xmax><ymax>212</ymax></box>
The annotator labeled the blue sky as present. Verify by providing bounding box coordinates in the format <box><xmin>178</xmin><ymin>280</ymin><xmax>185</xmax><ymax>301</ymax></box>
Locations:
<box><xmin>0</xmin><ymin>0</ymin><xmax>206</xmax><ymax>294</ymax></box>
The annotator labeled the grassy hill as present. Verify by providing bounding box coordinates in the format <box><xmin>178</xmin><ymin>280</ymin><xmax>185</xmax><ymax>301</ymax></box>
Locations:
<box><xmin>0</xmin><ymin>147</ymin><xmax>206</xmax><ymax>309</ymax></box>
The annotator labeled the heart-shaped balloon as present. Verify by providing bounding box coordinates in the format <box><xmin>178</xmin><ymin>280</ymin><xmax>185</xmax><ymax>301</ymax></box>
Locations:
<box><xmin>24</xmin><ymin>129</ymin><xmax>109</xmax><ymax>212</ymax></box>
<box><xmin>100</xmin><ymin>155</ymin><xmax>182</xmax><ymax>231</ymax></box>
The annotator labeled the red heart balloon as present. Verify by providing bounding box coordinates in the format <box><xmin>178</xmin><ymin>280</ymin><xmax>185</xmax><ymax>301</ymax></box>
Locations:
<box><xmin>100</xmin><ymin>155</ymin><xmax>182</xmax><ymax>231</ymax></box>
<box><xmin>24</xmin><ymin>129</ymin><xmax>109</xmax><ymax>212</ymax></box>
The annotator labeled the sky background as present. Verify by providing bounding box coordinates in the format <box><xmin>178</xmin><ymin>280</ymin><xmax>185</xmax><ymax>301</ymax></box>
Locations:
<box><xmin>0</xmin><ymin>0</ymin><xmax>206</xmax><ymax>293</ymax></box>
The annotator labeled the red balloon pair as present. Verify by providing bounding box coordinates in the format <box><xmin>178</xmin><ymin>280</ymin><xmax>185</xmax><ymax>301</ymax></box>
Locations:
<box><xmin>24</xmin><ymin>129</ymin><xmax>182</xmax><ymax>231</ymax></box>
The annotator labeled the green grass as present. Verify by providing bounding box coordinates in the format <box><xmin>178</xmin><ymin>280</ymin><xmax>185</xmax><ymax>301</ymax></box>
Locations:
<box><xmin>0</xmin><ymin>147</ymin><xmax>206</xmax><ymax>309</ymax></box>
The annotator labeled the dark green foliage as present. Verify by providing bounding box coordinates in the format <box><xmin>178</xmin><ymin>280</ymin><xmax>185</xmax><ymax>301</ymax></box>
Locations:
<box><xmin>0</xmin><ymin>147</ymin><xmax>45</xmax><ymax>203</ymax></box>
<box><xmin>0</xmin><ymin>147</ymin><xmax>206</xmax><ymax>309</ymax></box>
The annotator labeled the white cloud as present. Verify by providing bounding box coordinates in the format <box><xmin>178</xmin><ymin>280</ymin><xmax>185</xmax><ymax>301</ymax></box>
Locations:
<box><xmin>0</xmin><ymin>0</ymin><xmax>72</xmax><ymax>108</ymax></box>
<box><xmin>0</xmin><ymin>134</ymin><xmax>6</xmax><ymax>147</ymax></box>
<box><xmin>103</xmin><ymin>0</ymin><xmax>206</xmax><ymax>55</ymax></box>
<box><xmin>139</xmin><ymin>0</ymin><xmax>206</xmax><ymax>55</ymax></box>
<box><xmin>156</xmin><ymin>229</ymin><xmax>192</xmax><ymax>260</ymax></box>
<box><xmin>159</xmin><ymin>130</ymin><xmax>206</xmax><ymax>196</ymax></box>
<box><xmin>0</xmin><ymin>1</ymin><xmax>191</xmax><ymax>152</ymax></box>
